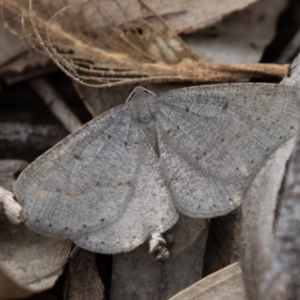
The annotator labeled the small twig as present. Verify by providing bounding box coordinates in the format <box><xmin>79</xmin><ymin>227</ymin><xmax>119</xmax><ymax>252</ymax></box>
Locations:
<box><xmin>29</xmin><ymin>78</ymin><xmax>82</xmax><ymax>133</ymax></box>
<box><xmin>0</xmin><ymin>186</ymin><xmax>22</xmax><ymax>224</ymax></box>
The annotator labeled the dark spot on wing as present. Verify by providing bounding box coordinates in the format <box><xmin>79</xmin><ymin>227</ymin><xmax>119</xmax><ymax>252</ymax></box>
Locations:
<box><xmin>223</xmin><ymin>103</ymin><xmax>228</xmax><ymax>109</ymax></box>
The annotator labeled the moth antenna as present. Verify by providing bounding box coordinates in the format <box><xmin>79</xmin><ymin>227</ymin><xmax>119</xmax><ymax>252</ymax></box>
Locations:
<box><xmin>126</xmin><ymin>86</ymin><xmax>156</xmax><ymax>103</ymax></box>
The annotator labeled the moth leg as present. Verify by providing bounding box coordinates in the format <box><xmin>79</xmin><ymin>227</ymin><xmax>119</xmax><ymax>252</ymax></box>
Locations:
<box><xmin>147</xmin><ymin>232</ymin><xmax>169</xmax><ymax>263</ymax></box>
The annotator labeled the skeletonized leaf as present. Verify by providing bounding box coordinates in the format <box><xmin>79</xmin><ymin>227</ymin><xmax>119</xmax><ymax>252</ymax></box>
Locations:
<box><xmin>74</xmin><ymin>0</ymin><xmax>286</xmax><ymax>122</ymax></box>
<box><xmin>1</xmin><ymin>0</ymin><xmax>288</xmax><ymax>88</ymax></box>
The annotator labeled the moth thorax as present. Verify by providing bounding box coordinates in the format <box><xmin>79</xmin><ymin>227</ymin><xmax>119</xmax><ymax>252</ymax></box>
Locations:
<box><xmin>129</xmin><ymin>95</ymin><xmax>158</xmax><ymax>123</ymax></box>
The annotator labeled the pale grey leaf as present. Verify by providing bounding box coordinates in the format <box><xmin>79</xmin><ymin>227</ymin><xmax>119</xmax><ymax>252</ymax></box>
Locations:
<box><xmin>169</xmin><ymin>262</ymin><xmax>245</xmax><ymax>300</ymax></box>
<box><xmin>183</xmin><ymin>0</ymin><xmax>288</xmax><ymax>64</ymax></box>
<box><xmin>241</xmin><ymin>138</ymin><xmax>296</xmax><ymax>299</ymax></box>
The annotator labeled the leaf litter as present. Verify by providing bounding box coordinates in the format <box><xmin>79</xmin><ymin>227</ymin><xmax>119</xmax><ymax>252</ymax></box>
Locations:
<box><xmin>0</xmin><ymin>0</ymin><xmax>300</xmax><ymax>300</ymax></box>
<box><xmin>0</xmin><ymin>0</ymin><xmax>289</xmax><ymax>88</ymax></box>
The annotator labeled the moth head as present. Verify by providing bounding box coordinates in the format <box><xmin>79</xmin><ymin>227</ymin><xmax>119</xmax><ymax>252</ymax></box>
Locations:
<box><xmin>127</xmin><ymin>86</ymin><xmax>158</xmax><ymax>123</ymax></box>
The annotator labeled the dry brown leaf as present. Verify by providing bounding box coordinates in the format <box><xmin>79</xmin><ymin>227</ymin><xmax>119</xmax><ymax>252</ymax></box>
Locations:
<box><xmin>74</xmin><ymin>0</ymin><xmax>286</xmax><ymax>121</ymax></box>
<box><xmin>169</xmin><ymin>262</ymin><xmax>245</xmax><ymax>300</ymax></box>
<box><xmin>0</xmin><ymin>267</ymin><xmax>33</xmax><ymax>299</ymax></box>
<box><xmin>0</xmin><ymin>23</ymin><xmax>25</xmax><ymax>65</ymax></box>
<box><xmin>2</xmin><ymin>0</ymin><xmax>259</xmax><ymax>36</ymax></box>
<box><xmin>0</xmin><ymin>123</ymin><xmax>68</xmax><ymax>160</ymax></box>
<box><xmin>151</xmin><ymin>0</ymin><xmax>259</xmax><ymax>34</ymax></box>
<box><xmin>183</xmin><ymin>0</ymin><xmax>288</xmax><ymax>64</ymax></box>
<box><xmin>0</xmin><ymin>52</ymin><xmax>53</xmax><ymax>84</ymax></box>
<box><xmin>64</xmin><ymin>249</ymin><xmax>105</xmax><ymax>300</ymax></box>
<box><xmin>29</xmin><ymin>78</ymin><xmax>82</xmax><ymax>133</ymax></box>
<box><xmin>203</xmin><ymin>207</ymin><xmax>242</xmax><ymax>276</ymax></box>
<box><xmin>73</xmin><ymin>0</ymin><xmax>287</xmax><ymax>119</ymax></box>
<box><xmin>0</xmin><ymin>222</ymin><xmax>71</xmax><ymax>297</ymax></box>
<box><xmin>0</xmin><ymin>22</ymin><xmax>52</xmax><ymax>83</ymax></box>
<box><xmin>42</xmin><ymin>0</ymin><xmax>260</xmax><ymax>34</ymax></box>
<box><xmin>1</xmin><ymin>0</ymin><xmax>288</xmax><ymax>88</ymax></box>
<box><xmin>0</xmin><ymin>51</ymin><xmax>49</xmax><ymax>74</ymax></box>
